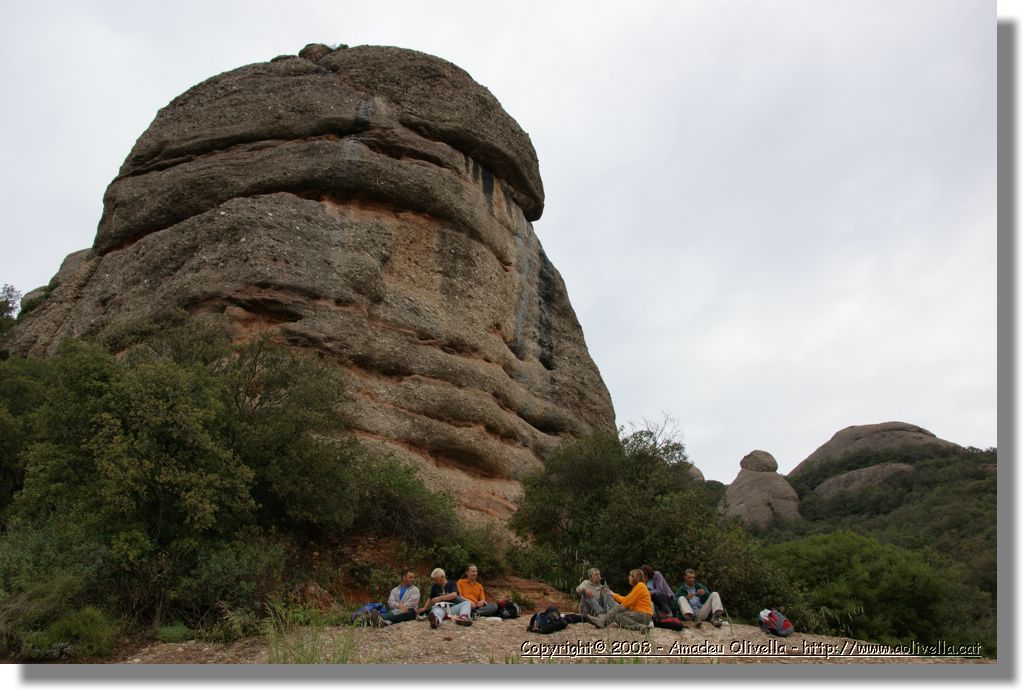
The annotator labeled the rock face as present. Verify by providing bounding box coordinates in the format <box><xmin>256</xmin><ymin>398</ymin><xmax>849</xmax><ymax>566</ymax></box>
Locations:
<box><xmin>811</xmin><ymin>463</ymin><xmax>913</xmax><ymax>500</ymax></box>
<box><xmin>8</xmin><ymin>44</ymin><xmax>616</xmax><ymax>520</ymax></box>
<box><xmin>788</xmin><ymin>422</ymin><xmax>959</xmax><ymax>480</ymax></box>
<box><xmin>720</xmin><ymin>451</ymin><xmax>800</xmax><ymax>530</ymax></box>
<box><xmin>739</xmin><ymin>450</ymin><xmax>777</xmax><ymax>473</ymax></box>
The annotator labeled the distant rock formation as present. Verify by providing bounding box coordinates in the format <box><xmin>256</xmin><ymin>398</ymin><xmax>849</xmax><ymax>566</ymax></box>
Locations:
<box><xmin>788</xmin><ymin>422</ymin><xmax>959</xmax><ymax>480</ymax></box>
<box><xmin>7</xmin><ymin>44</ymin><xmax>616</xmax><ymax>520</ymax></box>
<box><xmin>720</xmin><ymin>450</ymin><xmax>800</xmax><ymax>530</ymax></box>
<box><xmin>740</xmin><ymin>450</ymin><xmax>778</xmax><ymax>473</ymax></box>
<box><xmin>811</xmin><ymin>463</ymin><xmax>913</xmax><ymax>500</ymax></box>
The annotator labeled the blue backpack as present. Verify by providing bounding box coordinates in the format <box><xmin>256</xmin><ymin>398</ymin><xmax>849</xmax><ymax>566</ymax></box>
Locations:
<box><xmin>527</xmin><ymin>606</ymin><xmax>569</xmax><ymax>635</ymax></box>
<box><xmin>352</xmin><ymin>602</ymin><xmax>388</xmax><ymax>623</ymax></box>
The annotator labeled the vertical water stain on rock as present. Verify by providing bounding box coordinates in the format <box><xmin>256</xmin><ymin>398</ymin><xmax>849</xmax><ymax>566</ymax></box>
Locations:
<box><xmin>9</xmin><ymin>44</ymin><xmax>616</xmax><ymax>520</ymax></box>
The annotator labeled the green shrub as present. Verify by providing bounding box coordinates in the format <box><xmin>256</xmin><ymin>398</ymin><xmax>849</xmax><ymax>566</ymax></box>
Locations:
<box><xmin>156</xmin><ymin>622</ymin><xmax>192</xmax><ymax>643</ymax></box>
<box><xmin>193</xmin><ymin>602</ymin><xmax>263</xmax><ymax>644</ymax></box>
<box><xmin>353</xmin><ymin>454</ymin><xmax>459</xmax><ymax>544</ymax></box>
<box><xmin>511</xmin><ymin>428</ymin><xmax>803</xmax><ymax>620</ymax></box>
<box><xmin>20</xmin><ymin>606</ymin><xmax>118</xmax><ymax>660</ymax></box>
<box><xmin>0</xmin><ymin>323</ymin><xmax>471</xmax><ymax>658</ymax></box>
<box><xmin>761</xmin><ymin>531</ymin><xmax>993</xmax><ymax>654</ymax></box>
<box><xmin>170</xmin><ymin>529</ymin><xmax>287</xmax><ymax>615</ymax></box>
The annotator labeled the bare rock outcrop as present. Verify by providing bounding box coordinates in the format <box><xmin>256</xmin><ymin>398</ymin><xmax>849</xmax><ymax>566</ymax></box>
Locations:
<box><xmin>740</xmin><ymin>450</ymin><xmax>777</xmax><ymax>472</ymax></box>
<box><xmin>788</xmin><ymin>422</ymin><xmax>959</xmax><ymax>480</ymax></box>
<box><xmin>7</xmin><ymin>44</ymin><xmax>616</xmax><ymax>520</ymax></box>
<box><xmin>811</xmin><ymin>463</ymin><xmax>914</xmax><ymax>500</ymax></box>
<box><xmin>720</xmin><ymin>451</ymin><xmax>800</xmax><ymax>530</ymax></box>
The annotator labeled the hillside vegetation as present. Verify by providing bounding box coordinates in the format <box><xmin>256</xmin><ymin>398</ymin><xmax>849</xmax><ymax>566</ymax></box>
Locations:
<box><xmin>762</xmin><ymin>445</ymin><xmax>996</xmax><ymax>652</ymax></box>
<box><xmin>510</xmin><ymin>431</ymin><xmax>996</xmax><ymax>656</ymax></box>
<box><xmin>0</xmin><ymin>313</ymin><xmax>997</xmax><ymax>660</ymax></box>
<box><xmin>0</xmin><ymin>320</ymin><xmax>499</xmax><ymax>661</ymax></box>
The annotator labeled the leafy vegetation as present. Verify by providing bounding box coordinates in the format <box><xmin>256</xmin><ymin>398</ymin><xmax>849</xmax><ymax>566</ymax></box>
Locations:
<box><xmin>774</xmin><ymin>447</ymin><xmax>996</xmax><ymax>596</ymax></box>
<box><xmin>0</xmin><ymin>298</ymin><xmax>998</xmax><ymax>660</ymax></box>
<box><xmin>761</xmin><ymin>531</ymin><xmax>994</xmax><ymax>655</ymax></box>
<box><xmin>155</xmin><ymin>622</ymin><xmax>192</xmax><ymax>644</ymax></box>
<box><xmin>760</xmin><ymin>445</ymin><xmax>997</xmax><ymax>655</ymax></box>
<box><xmin>0</xmin><ymin>284</ymin><xmax>20</xmax><ymax>353</ymax></box>
<box><xmin>0</xmin><ymin>320</ymin><xmax>477</xmax><ymax>660</ymax></box>
<box><xmin>510</xmin><ymin>428</ymin><xmax>817</xmax><ymax>628</ymax></box>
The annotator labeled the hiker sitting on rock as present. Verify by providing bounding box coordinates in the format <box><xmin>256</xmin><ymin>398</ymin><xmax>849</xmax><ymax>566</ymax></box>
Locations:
<box><xmin>641</xmin><ymin>564</ymin><xmax>677</xmax><ymax>618</ymax></box>
<box><xmin>586</xmin><ymin>568</ymin><xmax>654</xmax><ymax>631</ymax></box>
<box><xmin>575</xmin><ymin>567</ymin><xmax>614</xmax><ymax>616</ymax></box>
<box><xmin>457</xmin><ymin>564</ymin><xmax>498</xmax><ymax>618</ymax></box>
<box><xmin>418</xmin><ymin>567</ymin><xmax>473</xmax><ymax>628</ymax></box>
<box><xmin>674</xmin><ymin>568</ymin><xmax>725</xmax><ymax>628</ymax></box>
<box><xmin>377</xmin><ymin>568</ymin><xmax>420</xmax><ymax>626</ymax></box>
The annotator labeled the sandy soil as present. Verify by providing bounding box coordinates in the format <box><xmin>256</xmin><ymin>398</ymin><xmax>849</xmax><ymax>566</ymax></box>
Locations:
<box><xmin>118</xmin><ymin>619</ymin><xmax>990</xmax><ymax>665</ymax></box>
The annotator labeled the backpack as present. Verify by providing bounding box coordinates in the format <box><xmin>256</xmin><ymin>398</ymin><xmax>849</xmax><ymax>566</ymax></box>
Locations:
<box><xmin>495</xmin><ymin>599</ymin><xmax>521</xmax><ymax>619</ymax></box>
<box><xmin>653</xmin><ymin>616</ymin><xmax>685</xmax><ymax>631</ymax></box>
<box><xmin>561</xmin><ymin>613</ymin><xmax>585</xmax><ymax>624</ymax></box>
<box><xmin>650</xmin><ymin>591</ymin><xmax>676</xmax><ymax>619</ymax></box>
<box><xmin>758</xmin><ymin>609</ymin><xmax>794</xmax><ymax>637</ymax></box>
<box><xmin>527</xmin><ymin>606</ymin><xmax>569</xmax><ymax>635</ymax></box>
<box><xmin>351</xmin><ymin>602</ymin><xmax>388</xmax><ymax>624</ymax></box>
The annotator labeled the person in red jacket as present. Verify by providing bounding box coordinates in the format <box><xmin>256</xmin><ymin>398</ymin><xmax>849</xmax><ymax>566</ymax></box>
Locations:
<box><xmin>585</xmin><ymin>568</ymin><xmax>654</xmax><ymax>631</ymax></box>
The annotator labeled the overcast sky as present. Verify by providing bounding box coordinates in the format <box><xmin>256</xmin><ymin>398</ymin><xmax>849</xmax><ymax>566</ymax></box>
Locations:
<box><xmin>0</xmin><ymin>0</ymin><xmax>997</xmax><ymax>483</ymax></box>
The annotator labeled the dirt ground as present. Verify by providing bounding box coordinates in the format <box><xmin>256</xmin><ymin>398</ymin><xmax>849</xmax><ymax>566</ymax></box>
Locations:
<box><xmin>111</xmin><ymin>570</ymin><xmax>989</xmax><ymax>665</ymax></box>
<box><xmin>118</xmin><ymin>619</ymin><xmax>990</xmax><ymax>665</ymax></box>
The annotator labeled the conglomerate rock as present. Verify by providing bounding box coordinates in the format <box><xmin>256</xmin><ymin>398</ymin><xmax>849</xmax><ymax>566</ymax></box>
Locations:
<box><xmin>720</xmin><ymin>451</ymin><xmax>800</xmax><ymax>530</ymax></box>
<box><xmin>788</xmin><ymin>421</ymin><xmax>959</xmax><ymax>481</ymax></box>
<box><xmin>8</xmin><ymin>44</ymin><xmax>616</xmax><ymax>520</ymax></box>
<box><xmin>811</xmin><ymin>463</ymin><xmax>914</xmax><ymax>500</ymax></box>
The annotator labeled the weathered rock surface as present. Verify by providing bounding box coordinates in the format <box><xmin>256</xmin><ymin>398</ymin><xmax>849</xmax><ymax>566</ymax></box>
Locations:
<box><xmin>8</xmin><ymin>44</ymin><xmax>616</xmax><ymax>520</ymax></box>
<box><xmin>788</xmin><ymin>422</ymin><xmax>959</xmax><ymax>480</ymax></box>
<box><xmin>739</xmin><ymin>449</ymin><xmax>777</xmax><ymax>472</ymax></box>
<box><xmin>811</xmin><ymin>463</ymin><xmax>914</xmax><ymax>500</ymax></box>
<box><xmin>720</xmin><ymin>451</ymin><xmax>800</xmax><ymax>530</ymax></box>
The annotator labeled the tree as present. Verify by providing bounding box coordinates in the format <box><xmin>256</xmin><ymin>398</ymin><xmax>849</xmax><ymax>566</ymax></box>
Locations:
<box><xmin>0</xmin><ymin>283</ymin><xmax>20</xmax><ymax>340</ymax></box>
<box><xmin>511</xmin><ymin>427</ymin><xmax>811</xmax><ymax>622</ymax></box>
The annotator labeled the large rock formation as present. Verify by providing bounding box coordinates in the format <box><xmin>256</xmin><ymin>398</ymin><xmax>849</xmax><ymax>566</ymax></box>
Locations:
<box><xmin>788</xmin><ymin>422</ymin><xmax>959</xmax><ymax>480</ymax></box>
<box><xmin>8</xmin><ymin>44</ymin><xmax>616</xmax><ymax>520</ymax></box>
<box><xmin>811</xmin><ymin>463</ymin><xmax>913</xmax><ymax>500</ymax></box>
<box><xmin>719</xmin><ymin>450</ymin><xmax>800</xmax><ymax>530</ymax></box>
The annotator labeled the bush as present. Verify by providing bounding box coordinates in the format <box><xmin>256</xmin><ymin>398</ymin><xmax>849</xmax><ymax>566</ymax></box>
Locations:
<box><xmin>169</xmin><ymin>529</ymin><xmax>287</xmax><ymax>616</ymax></box>
<box><xmin>0</xmin><ymin>574</ymin><xmax>90</xmax><ymax>659</ymax></box>
<box><xmin>156</xmin><ymin>622</ymin><xmax>192</xmax><ymax>643</ymax></box>
<box><xmin>511</xmin><ymin>428</ymin><xmax>806</xmax><ymax>620</ymax></box>
<box><xmin>0</xmin><ymin>323</ymin><xmax>473</xmax><ymax>658</ymax></box>
<box><xmin>761</xmin><ymin>531</ymin><xmax>994</xmax><ymax>654</ymax></box>
<box><xmin>352</xmin><ymin>455</ymin><xmax>460</xmax><ymax>545</ymax></box>
<box><xmin>20</xmin><ymin>605</ymin><xmax>118</xmax><ymax>660</ymax></box>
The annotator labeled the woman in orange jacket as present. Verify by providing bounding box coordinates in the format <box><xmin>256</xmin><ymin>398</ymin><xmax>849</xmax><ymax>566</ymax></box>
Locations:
<box><xmin>586</xmin><ymin>568</ymin><xmax>653</xmax><ymax>631</ymax></box>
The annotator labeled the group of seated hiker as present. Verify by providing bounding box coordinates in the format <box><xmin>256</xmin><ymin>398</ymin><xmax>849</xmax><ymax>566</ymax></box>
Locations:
<box><xmin>368</xmin><ymin>561</ymin><xmax>724</xmax><ymax>632</ymax></box>
<box><xmin>575</xmin><ymin>564</ymin><xmax>726</xmax><ymax>630</ymax></box>
<box><xmin>371</xmin><ymin>564</ymin><xmax>497</xmax><ymax>629</ymax></box>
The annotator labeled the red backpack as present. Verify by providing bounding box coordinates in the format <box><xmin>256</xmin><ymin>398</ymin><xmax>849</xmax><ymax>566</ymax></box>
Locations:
<box><xmin>759</xmin><ymin>609</ymin><xmax>794</xmax><ymax>637</ymax></box>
